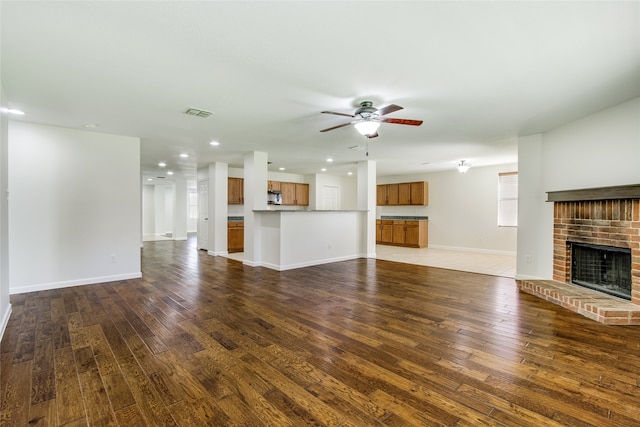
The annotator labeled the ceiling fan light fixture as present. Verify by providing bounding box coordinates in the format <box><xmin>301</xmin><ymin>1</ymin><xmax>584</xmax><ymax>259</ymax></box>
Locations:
<box><xmin>457</xmin><ymin>160</ymin><xmax>471</xmax><ymax>173</ymax></box>
<box><xmin>354</xmin><ymin>120</ymin><xmax>380</xmax><ymax>136</ymax></box>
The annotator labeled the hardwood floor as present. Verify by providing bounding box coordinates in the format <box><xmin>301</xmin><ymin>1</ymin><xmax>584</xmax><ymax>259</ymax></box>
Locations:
<box><xmin>2</xmin><ymin>237</ymin><xmax>640</xmax><ymax>426</ymax></box>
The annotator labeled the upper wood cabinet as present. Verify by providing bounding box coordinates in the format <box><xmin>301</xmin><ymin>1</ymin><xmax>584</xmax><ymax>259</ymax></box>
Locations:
<box><xmin>267</xmin><ymin>181</ymin><xmax>281</xmax><ymax>191</ymax></box>
<box><xmin>228</xmin><ymin>178</ymin><xmax>244</xmax><ymax>204</ymax></box>
<box><xmin>279</xmin><ymin>181</ymin><xmax>309</xmax><ymax>206</ymax></box>
<box><xmin>376</xmin><ymin>183</ymin><xmax>399</xmax><ymax>206</ymax></box>
<box><xmin>377</xmin><ymin>181</ymin><xmax>428</xmax><ymax>206</ymax></box>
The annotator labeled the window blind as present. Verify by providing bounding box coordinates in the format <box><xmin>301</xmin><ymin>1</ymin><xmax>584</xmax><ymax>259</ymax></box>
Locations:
<box><xmin>498</xmin><ymin>172</ymin><xmax>518</xmax><ymax>227</ymax></box>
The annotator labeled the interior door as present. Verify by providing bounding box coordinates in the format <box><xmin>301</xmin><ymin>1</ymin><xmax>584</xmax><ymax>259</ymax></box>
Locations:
<box><xmin>197</xmin><ymin>180</ymin><xmax>208</xmax><ymax>250</ymax></box>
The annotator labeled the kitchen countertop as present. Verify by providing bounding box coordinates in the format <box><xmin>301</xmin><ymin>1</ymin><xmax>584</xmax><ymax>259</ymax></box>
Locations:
<box><xmin>253</xmin><ymin>210</ymin><xmax>369</xmax><ymax>213</ymax></box>
<box><xmin>380</xmin><ymin>216</ymin><xmax>429</xmax><ymax>220</ymax></box>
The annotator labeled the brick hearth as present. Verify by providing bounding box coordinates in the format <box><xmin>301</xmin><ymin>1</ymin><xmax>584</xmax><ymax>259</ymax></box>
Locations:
<box><xmin>517</xmin><ymin>185</ymin><xmax>640</xmax><ymax>325</ymax></box>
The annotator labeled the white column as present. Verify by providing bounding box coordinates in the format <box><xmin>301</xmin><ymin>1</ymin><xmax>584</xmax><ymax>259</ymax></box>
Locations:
<box><xmin>172</xmin><ymin>176</ymin><xmax>188</xmax><ymax>240</ymax></box>
<box><xmin>208</xmin><ymin>162</ymin><xmax>229</xmax><ymax>256</ymax></box>
<box><xmin>357</xmin><ymin>160</ymin><xmax>377</xmax><ymax>258</ymax></box>
<box><xmin>243</xmin><ymin>151</ymin><xmax>268</xmax><ymax>267</ymax></box>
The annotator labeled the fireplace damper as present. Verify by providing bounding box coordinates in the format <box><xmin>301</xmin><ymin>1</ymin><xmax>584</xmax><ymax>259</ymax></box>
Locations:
<box><xmin>571</xmin><ymin>242</ymin><xmax>632</xmax><ymax>300</ymax></box>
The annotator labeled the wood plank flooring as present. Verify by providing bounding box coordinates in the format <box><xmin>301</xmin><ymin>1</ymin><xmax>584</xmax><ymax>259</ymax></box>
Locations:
<box><xmin>2</xmin><ymin>236</ymin><xmax>640</xmax><ymax>426</ymax></box>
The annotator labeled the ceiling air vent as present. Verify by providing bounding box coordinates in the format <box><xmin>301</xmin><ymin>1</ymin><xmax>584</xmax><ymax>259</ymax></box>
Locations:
<box><xmin>184</xmin><ymin>108</ymin><xmax>213</xmax><ymax>118</ymax></box>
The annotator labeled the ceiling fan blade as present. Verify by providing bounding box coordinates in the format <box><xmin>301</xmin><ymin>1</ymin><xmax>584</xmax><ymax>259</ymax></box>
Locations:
<box><xmin>320</xmin><ymin>122</ymin><xmax>353</xmax><ymax>132</ymax></box>
<box><xmin>377</xmin><ymin>104</ymin><xmax>403</xmax><ymax>116</ymax></box>
<box><xmin>321</xmin><ymin>111</ymin><xmax>356</xmax><ymax>118</ymax></box>
<box><xmin>381</xmin><ymin>118</ymin><xmax>423</xmax><ymax>126</ymax></box>
<box><xmin>367</xmin><ymin>132</ymin><xmax>379</xmax><ymax>139</ymax></box>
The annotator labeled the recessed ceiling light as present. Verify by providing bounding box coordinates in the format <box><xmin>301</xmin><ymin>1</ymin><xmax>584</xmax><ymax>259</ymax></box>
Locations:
<box><xmin>210</xmin><ymin>141</ymin><xmax>220</xmax><ymax>146</ymax></box>
<box><xmin>147</xmin><ymin>178</ymin><xmax>153</xmax><ymax>181</ymax></box>
<box><xmin>158</xmin><ymin>162</ymin><xmax>166</xmax><ymax>167</ymax></box>
<box><xmin>347</xmin><ymin>172</ymin><xmax>353</xmax><ymax>176</ymax></box>
<box><xmin>279</xmin><ymin>167</ymin><xmax>285</xmax><ymax>171</ymax></box>
<box><xmin>179</xmin><ymin>153</ymin><xmax>189</xmax><ymax>158</ymax></box>
<box><xmin>167</xmin><ymin>171</ymin><xmax>174</xmax><ymax>175</ymax></box>
<box><xmin>321</xmin><ymin>168</ymin><xmax>327</xmax><ymax>172</ymax></box>
<box><xmin>1</xmin><ymin>108</ymin><xmax>25</xmax><ymax>115</ymax></box>
<box><xmin>326</xmin><ymin>158</ymin><xmax>334</xmax><ymax>163</ymax></box>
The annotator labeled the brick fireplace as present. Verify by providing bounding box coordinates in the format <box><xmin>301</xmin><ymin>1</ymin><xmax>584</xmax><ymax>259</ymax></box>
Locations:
<box><xmin>518</xmin><ymin>184</ymin><xmax>640</xmax><ymax>325</ymax></box>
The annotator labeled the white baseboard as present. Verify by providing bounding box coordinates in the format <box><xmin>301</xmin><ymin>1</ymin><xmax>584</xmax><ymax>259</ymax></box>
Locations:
<box><xmin>0</xmin><ymin>304</ymin><xmax>12</xmax><ymax>343</ymax></box>
<box><xmin>514</xmin><ymin>274</ymin><xmax>546</xmax><ymax>281</ymax></box>
<box><xmin>208</xmin><ymin>250</ymin><xmax>229</xmax><ymax>257</ymax></box>
<box><xmin>9</xmin><ymin>272</ymin><xmax>142</xmax><ymax>295</ymax></box>
<box><xmin>257</xmin><ymin>254</ymin><xmax>363</xmax><ymax>271</ymax></box>
<box><xmin>428</xmin><ymin>245</ymin><xmax>516</xmax><ymax>257</ymax></box>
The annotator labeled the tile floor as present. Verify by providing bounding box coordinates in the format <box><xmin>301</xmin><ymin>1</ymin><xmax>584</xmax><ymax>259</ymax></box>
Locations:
<box><xmin>222</xmin><ymin>245</ymin><xmax>516</xmax><ymax>278</ymax></box>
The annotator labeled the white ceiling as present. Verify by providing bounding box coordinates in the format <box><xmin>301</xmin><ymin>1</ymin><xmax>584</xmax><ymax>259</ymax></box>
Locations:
<box><xmin>2</xmin><ymin>1</ymin><xmax>639</xmax><ymax>183</ymax></box>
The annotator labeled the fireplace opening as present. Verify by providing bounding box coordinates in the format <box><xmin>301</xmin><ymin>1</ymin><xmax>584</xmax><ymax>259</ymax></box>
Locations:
<box><xmin>571</xmin><ymin>242</ymin><xmax>632</xmax><ymax>300</ymax></box>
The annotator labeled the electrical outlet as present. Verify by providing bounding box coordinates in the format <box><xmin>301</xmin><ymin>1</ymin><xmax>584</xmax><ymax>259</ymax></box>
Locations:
<box><xmin>110</xmin><ymin>254</ymin><xmax>117</xmax><ymax>263</ymax></box>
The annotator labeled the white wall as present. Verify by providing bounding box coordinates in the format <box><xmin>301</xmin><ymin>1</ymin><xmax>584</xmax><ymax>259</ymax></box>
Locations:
<box><xmin>517</xmin><ymin>97</ymin><xmax>640</xmax><ymax>280</ymax></box>
<box><xmin>142</xmin><ymin>185</ymin><xmax>156</xmax><ymax>236</ymax></box>
<box><xmin>314</xmin><ymin>173</ymin><xmax>357</xmax><ymax>210</ymax></box>
<box><xmin>8</xmin><ymin>121</ymin><xmax>141</xmax><ymax>293</ymax></box>
<box><xmin>379</xmin><ymin>164</ymin><xmax>518</xmax><ymax>254</ymax></box>
<box><xmin>0</xmin><ymin>78</ymin><xmax>11</xmax><ymax>338</ymax></box>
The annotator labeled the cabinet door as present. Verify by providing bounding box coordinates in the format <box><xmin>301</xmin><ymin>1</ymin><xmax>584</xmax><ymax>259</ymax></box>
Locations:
<box><xmin>392</xmin><ymin>222</ymin><xmax>406</xmax><ymax>244</ymax></box>
<box><xmin>228</xmin><ymin>178</ymin><xmax>244</xmax><ymax>204</ymax></box>
<box><xmin>387</xmin><ymin>184</ymin><xmax>399</xmax><ymax>205</ymax></box>
<box><xmin>410</xmin><ymin>181</ymin><xmax>428</xmax><ymax>206</ymax></box>
<box><xmin>227</xmin><ymin>223</ymin><xmax>244</xmax><ymax>253</ymax></box>
<box><xmin>268</xmin><ymin>181</ymin><xmax>281</xmax><ymax>191</ymax></box>
<box><xmin>398</xmin><ymin>183</ymin><xmax>411</xmax><ymax>205</ymax></box>
<box><xmin>405</xmin><ymin>224</ymin><xmax>420</xmax><ymax>246</ymax></box>
<box><xmin>381</xmin><ymin>224</ymin><xmax>394</xmax><ymax>243</ymax></box>
<box><xmin>295</xmin><ymin>183</ymin><xmax>309</xmax><ymax>206</ymax></box>
<box><xmin>281</xmin><ymin>182</ymin><xmax>296</xmax><ymax>205</ymax></box>
<box><xmin>376</xmin><ymin>185</ymin><xmax>387</xmax><ymax>205</ymax></box>
<box><xmin>376</xmin><ymin>221</ymin><xmax>382</xmax><ymax>243</ymax></box>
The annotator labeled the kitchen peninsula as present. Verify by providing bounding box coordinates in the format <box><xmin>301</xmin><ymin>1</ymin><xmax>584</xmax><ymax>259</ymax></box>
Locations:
<box><xmin>252</xmin><ymin>210</ymin><xmax>369</xmax><ymax>271</ymax></box>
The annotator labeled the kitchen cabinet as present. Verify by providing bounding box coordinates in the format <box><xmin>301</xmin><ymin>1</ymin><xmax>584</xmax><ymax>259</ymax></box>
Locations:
<box><xmin>280</xmin><ymin>182</ymin><xmax>309</xmax><ymax>206</ymax></box>
<box><xmin>295</xmin><ymin>183</ymin><xmax>309</xmax><ymax>206</ymax></box>
<box><xmin>376</xmin><ymin>220</ymin><xmax>394</xmax><ymax>244</ymax></box>
<box><xmin>376</xmin><ymin>184</ymin><xmax>399</xmax><ymax>206</ymax></box>
<box><xmin>377</xmin><ymin>181</ymin><xmax>428</xmax><ymax>206</ymax></box>
<box><xmin>398</xmin><ymin>182</ymin><xmax>428</xmax><ymax>205</ymax></box>
<box><xmin>228</xmin><ymin>178</ymin><xmax>244</xmax><ymax>204</ymax></box>
<box><xmin>227</xmin><ymin>221</ymin><xmax>244</xmax><ymax>252</ymax></box>
<box><xmin>268</xmin><ymin>181</ymin><xmax>281</xmax><ymax>191</ymax></box>
<box><xmin>376</xmin><ymin>220</ymin><xmax>428</xmax><ymax>248</ymax></box>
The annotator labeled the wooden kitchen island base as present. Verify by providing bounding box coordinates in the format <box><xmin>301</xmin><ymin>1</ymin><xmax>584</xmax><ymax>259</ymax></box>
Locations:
<box><xmin>376</xmin><ymin>219</ymin><xmax>428</xmax><ymax>248</ymax></box>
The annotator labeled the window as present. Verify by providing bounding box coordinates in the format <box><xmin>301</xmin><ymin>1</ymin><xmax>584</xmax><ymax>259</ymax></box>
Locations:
<box><xmin>188</xmin><ymin>191</ymin><xmax>198</xmax><ymax>219</ymax></box>
<box><xmin>498</xmin><ymin>172</ymin><xmax>518</xmax><ymax>227</ymax></box>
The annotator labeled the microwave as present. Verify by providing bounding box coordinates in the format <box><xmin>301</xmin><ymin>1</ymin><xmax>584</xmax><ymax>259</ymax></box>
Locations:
<box><xmin>267</xmin><ymin>190</ymin><xmax>282</xmax><ymax>205</ymax></box>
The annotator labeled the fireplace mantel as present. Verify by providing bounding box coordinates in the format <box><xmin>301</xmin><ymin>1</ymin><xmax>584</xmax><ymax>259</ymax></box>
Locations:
<box><xmin>547</xmin><ymin>184</ymin><xmax>640</xmax><ymax>202</ymax></box>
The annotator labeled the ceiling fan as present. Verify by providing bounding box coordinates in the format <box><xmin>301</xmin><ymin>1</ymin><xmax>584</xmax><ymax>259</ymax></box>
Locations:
<box><xmin>320</xmin><ymin>101</ymin><xmax>423</xmax><ymax>138</ymax></box>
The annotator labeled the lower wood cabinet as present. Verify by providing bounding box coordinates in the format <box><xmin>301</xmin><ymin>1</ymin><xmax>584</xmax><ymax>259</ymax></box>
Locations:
<box><xmin>376</xmin><ymin>220</ymin><xmax>428</xmax><ymax>248</ymax></box>
<box><xmin>228</xmin><ymin>221</ymin><xmax>244</xmax><ymax>253</ymax></box>
<box><xmin>376</xmin><ymin>220</ymin><xmax>394</xmax><ymax>244</ymax></box>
